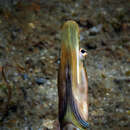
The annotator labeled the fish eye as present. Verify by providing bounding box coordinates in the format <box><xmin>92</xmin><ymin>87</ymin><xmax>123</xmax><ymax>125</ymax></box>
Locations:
<box><xmin>80</xmin><ymin>48</ymin><xmax>87</xmax><ymax>57</ymax></box>
<box><xmin>81</xmin><ymin>49</ymin><xmax>86</xmax><ymax>53</ymax></box>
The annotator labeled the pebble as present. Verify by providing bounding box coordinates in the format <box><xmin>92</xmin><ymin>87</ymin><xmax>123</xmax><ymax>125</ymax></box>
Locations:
<box><xmin>42</xmin><ymin>119</ymin><xmax>54</xmax><ymax>129</ymax></box>
<box><xmin>89</xmin><ymin>24</ymin><xmax>103</xmax><ymax>34</ymax></box>
<box><xmin>22</xmin><ymin>74</ymin><xmax>28</xmax><ymax>80</ymax></box>
<box><xmin>36</xmin><ymin>78</ymin><xmax>45</xmax><ymax>85</ymax></box>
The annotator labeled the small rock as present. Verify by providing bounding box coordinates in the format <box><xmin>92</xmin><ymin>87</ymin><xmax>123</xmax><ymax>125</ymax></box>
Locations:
<box><xmin>22</xmin><ymin>74</ymin><xmax>28</xmax><ymax>80</ymax></box>
<box><xmin>36</xmin><ymin>78</ymin><xmax>45</xmax><ymax>85</ymax></box>
<box><xmin>42</xmin><ymin>119</ymin><xmax>54</xmax><ymax>129</ymax></box>
<box><xmin>125</xmin><ymin>70</ymin><xmax>130</xmax><ymax>76</ymax></box>
<box><xmin>28</xmin><ymin>23</ymin><xmax>35</xmax><ymax>29</ymax></box>
<box><xmin>89</xmin><ymin>24</ymin><xmax>102</xmax><ymax>35</ymax></box>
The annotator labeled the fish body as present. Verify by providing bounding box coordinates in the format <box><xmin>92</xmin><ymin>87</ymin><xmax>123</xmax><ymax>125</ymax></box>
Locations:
<box><xmin>58</xmin><ymin>21</ymin><xmax>89</xmax><ymax>130</ymax></box>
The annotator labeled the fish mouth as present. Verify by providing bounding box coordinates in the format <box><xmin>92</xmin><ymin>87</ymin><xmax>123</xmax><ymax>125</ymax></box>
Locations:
<box><xmin>58</xmin><ymin>21</ymin><xmax>89</xmax><ymax>128</ymax></box>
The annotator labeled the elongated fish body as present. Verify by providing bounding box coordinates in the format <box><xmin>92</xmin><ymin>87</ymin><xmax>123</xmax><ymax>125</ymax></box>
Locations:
<box><xmin>58</xmin><ymin>21</ymin><xmax>89</xmax><ymax>130</ymax></box>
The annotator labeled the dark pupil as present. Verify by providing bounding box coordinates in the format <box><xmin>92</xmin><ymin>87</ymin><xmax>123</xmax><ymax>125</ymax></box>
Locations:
<box><xmin>81</xmin><ymin>49</ymin><xmax>86</xmax><ymax>54</ymax></box>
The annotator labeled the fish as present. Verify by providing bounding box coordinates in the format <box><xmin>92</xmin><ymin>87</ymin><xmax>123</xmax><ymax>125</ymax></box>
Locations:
<box><xmin>58</xmin><ymin>20</ymin><xmax>89</xmax><ymax>130</ymax></box>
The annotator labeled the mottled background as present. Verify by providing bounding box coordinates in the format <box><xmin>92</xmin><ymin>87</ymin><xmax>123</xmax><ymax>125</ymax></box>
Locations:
<box><xmin>0</xmin><ymin>0</ymin><xmax>129</xmax><ymax>129</ymax></box>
